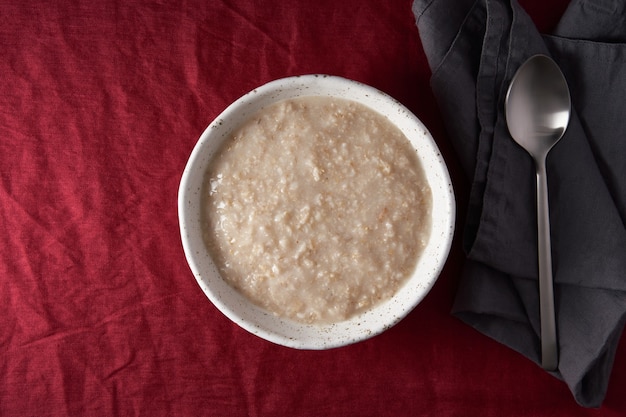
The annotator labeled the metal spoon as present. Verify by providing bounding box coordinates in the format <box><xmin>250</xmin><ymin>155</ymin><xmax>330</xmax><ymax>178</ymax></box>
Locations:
<box><xmin>505</xmin><ymin>54</ymin><xmax>571</xmax><ymax>371</ymax></box>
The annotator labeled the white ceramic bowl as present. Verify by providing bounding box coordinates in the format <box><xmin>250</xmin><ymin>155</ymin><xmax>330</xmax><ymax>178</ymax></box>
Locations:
<box><xmin>178</xmin><ymin>75</ymin><xmax>455</xmax><ymax>349</ymax></box>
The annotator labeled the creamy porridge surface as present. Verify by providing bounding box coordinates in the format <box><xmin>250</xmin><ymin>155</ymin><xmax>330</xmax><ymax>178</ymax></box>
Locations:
<box><xmin>202</xmin><ymin>96</ymin><xmax>432</xmax><ymax>324</ymax></box>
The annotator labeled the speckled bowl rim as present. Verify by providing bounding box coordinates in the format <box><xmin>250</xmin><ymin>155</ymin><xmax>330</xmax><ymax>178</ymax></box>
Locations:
<box><xmin>178</xmin><ymin>75</ymin><xmax>455</xmax><ymax>349</ymax></box>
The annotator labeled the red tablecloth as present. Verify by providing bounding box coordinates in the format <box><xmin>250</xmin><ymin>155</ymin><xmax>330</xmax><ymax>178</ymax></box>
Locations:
<box><xmin>2</xmin><ymin>0</ymin><xmax>624</xmax><ymax>415</ymax></box>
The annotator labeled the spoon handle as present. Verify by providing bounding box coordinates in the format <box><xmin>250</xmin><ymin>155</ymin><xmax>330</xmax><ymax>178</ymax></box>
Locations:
<box><xmin>536</xmin><ymin>160</ymin><xmax>558</xmax><ymax>371</ymax></box>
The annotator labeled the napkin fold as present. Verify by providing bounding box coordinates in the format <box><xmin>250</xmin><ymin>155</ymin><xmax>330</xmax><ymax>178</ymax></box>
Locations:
<box><xmin>413</xmin><ymin>0</ymin><xmax>626</xmax><ymax>407</ymax></box>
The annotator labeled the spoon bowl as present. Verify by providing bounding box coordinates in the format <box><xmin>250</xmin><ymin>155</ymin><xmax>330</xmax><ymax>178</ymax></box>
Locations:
<box><xmin>506</xmin><ymin>55</ymin><xmax>571</xmax><ymax>160</ymax></box>
<box><xmin>505</xmin><ymin>54</ymin><xmax>571</xmax><ymax>371</ymax></box>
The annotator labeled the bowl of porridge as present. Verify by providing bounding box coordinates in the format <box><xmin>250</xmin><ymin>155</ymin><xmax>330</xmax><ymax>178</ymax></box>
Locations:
<box><xmin>178</xmin><ymin>75</ymin><xmax>455</xmax><ymax>349</ymax></box>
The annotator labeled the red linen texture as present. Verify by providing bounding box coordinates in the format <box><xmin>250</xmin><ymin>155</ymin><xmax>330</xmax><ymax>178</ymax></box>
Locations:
<box><xmin>0</xmin><ymin>0</ymin><xmax>623</xmax><ymax>416</ymax></box>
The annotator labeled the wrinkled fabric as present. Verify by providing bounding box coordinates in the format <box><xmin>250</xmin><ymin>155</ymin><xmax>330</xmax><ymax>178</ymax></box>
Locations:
<box><xmin>414</xmin><ymin>0</ymin><xmax>626</xmax><ymax>407</ymax></box>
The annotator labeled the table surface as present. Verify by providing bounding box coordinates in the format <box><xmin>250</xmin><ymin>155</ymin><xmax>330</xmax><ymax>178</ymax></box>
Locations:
<box><xmin>1</xmin><ymin>0</ymin><xmax>624</xmax><ymax>415</ymax></box>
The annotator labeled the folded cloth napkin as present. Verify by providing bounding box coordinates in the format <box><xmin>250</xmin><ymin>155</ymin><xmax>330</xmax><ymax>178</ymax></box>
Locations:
<box><xmin>413</xmin><ymin>0</ymin><xmax>626</xmax><ymax>408</ymax></box>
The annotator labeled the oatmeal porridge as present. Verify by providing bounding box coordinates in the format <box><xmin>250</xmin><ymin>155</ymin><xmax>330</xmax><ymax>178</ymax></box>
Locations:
<box><xmin>202</xmin><ymin>96</ymin><xmax>432</xmax><ymax>324</ymax></box>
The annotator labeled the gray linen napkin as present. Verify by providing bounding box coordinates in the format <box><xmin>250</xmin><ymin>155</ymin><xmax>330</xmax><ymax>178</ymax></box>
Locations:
<box><xmin>413</xmin><ymin>0</ymin><xmax>626</xmax><ymax>408</ymax></box>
